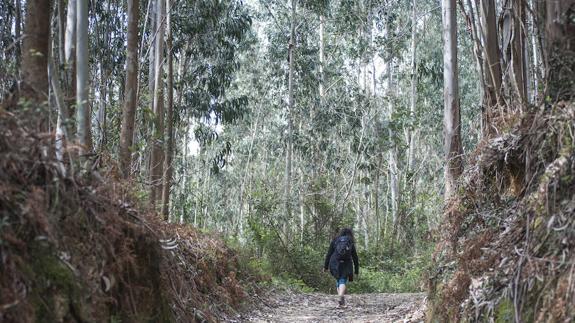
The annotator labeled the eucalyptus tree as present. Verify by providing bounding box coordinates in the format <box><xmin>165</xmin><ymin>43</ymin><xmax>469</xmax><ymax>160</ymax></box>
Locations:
<box><xmin>162</xmin><ymin>0</ymin><xmax>175</xmax><ymax>220</ymax></box>
<box><xmin>76</xmin><ymin>0</ymin><xmax>91</xmax><ymax>152</ymax></box>
<box><xmin>119</xmin><ymin>0</ymin><xmax>140</xmax><ymax>177</ymax></box>
<box><xmin>285</xmin><ymin>0</ymin><xmax>296</xmax><ymax>225</ymax></box>
<box><xmin>21</xmin><ymin>0</ymin><xmax>51</xmax><ymax>119</ymax></box>
<box><xmin>441</xmin><ymin>0</ymin><xmax>462</xmax><ymax>198</ymax></box>
<box><xmin>479</xmin><ymin>0</ymin><xmax>502</xmax><ymax>133</ymax></box>
<box><xmin>149</xmin><ymin>0</ymin><xmax>166</xmax><ymax>207</ymax></box>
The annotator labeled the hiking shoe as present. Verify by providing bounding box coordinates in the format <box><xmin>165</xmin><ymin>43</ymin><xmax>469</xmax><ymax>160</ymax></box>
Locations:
<box><xmin>338</xmin><ymin>296</ymin><xmax>345</xmax><ymax>306</ymax></box>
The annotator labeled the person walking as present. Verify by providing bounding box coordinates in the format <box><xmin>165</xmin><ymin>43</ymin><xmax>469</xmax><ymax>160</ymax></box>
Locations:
<box><xmin>323</xmin><ymin>228</ymin><xmax>359</xmax><ymax>307</ymax></box>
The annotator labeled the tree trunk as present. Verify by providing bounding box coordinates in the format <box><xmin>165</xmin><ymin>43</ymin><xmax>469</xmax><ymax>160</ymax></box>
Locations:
<box><xmin>480</xmin><ymin>0</ymin><xmax>503</xmax><ymax>136</ymax></box>
<box><xmin>148</xmin><ymin>0</ymin><xmax>156</xmax><ymax>97</ymax></box>
<box><xmin>529</xmin><ymin>0</ymin><xmax>540</xmax><ymax>103</ymax></box>
<box><xmin>463</xmin><ymin>0</ymin><xmax>486</xmax><ymax>105</ymax></box>
<box><xmin>161</xmin><ymin>0</ymin><xmax>174</xmax><ymax>221</ymax></box>
<box><xmin>49</xmin><ymin>54</ymin><xmax>70</xmax><ymax>175</ymax></box>
<box><xmin>386</xmin><ymin>59</ymin><xmax>400</xmax><ymax>244</ymax></box>
<box><xmin>407</xmin><ymin>0</ymin><xmax>418</xmax><ymax>206</ymax></box>
<box><xmin>96</xmin><ymin>63</ymin><xmax>107</xmax><ymax>151</ymax></box>
<box><xmin>21</xmin><ymin>0</ymin><xmax>51</xmax><ymax>117</ymax></box>
<box><xmin>285</xmin><ymin>0</ymin><xmax>296</xmax><ymax>222</ymax></box>
<box><xmin>319</xmin><ymin>14</ymin><xmax>325</xmax><ymax>101</ymax></box>
<box><xmin>149</xmin><ymin>0</ymin><xmax>166</xmax><ymax>208</ymax></box>
<box><xmin>509</xmin><ymin>0</ymin><xmax>528</xmax><ymax>105</ymax></box>
<box><xmin>57</xmin><ymin>0</ymin><xmax>65</xmax><ymax>63</ymax></box>
<box><xmin>14</xmin><ymin>0</ymin><xmax>22</xmax><ymax>70</ymax></box>
<box><xmin>64</xmin><ymin>0</ymin><xmax>76</xmax><ymax>63</ymax></box>
<box><xmin>76</xmin><ymin>0</ymin><xmax>90</xmax><ymax>153</ymax></box>
<box><xmin>442</xmin><ymin>0</ymin><xmax>463</xmax><ymax>198</ymax></box>
<box><xmin>119</xmin><ymin>0</ymin><xmax>140</xmax><ymax>177</ymax></box>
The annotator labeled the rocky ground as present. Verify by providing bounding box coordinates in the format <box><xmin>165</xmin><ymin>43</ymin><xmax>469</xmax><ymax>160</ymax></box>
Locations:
<box><xmin>238</xmin><ymin>292</ymin><xmax>426</xmax><ymax>322</ymax></box>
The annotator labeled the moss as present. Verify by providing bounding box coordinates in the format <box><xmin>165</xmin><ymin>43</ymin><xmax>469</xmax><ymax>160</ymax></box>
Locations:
<box><xmin>27</xmin><ymin>242</ymin><xmax>86</xmax><ymax>322</ymax></box>
<box><xmin>495</xmin><ymin>298</ymin><xmax>514</xmax><ymax>323</ymax></box>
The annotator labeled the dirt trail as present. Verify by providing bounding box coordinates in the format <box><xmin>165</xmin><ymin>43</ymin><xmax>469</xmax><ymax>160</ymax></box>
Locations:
<box><xmin>241</xmin><ymin>292</ymin><xmax>426</xmax><ymax>322</ymax></box>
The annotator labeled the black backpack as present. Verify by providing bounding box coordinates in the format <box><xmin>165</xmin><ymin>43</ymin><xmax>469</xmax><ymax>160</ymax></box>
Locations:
<box><xmin>334</xmin><ymin>235</ymin><xmax>353</xmax><ymax>260</ymax></box>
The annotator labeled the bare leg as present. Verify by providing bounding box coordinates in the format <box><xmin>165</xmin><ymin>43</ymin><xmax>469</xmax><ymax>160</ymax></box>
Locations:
<box><xmin>338</xmin><ymin>284</ymin><xmax>346</xmax><ymax>297</ymax></box>
<box><xmin>338</xmin><ymin>284</ymin><xmax>346</xmax><ymax>306</ymax></box>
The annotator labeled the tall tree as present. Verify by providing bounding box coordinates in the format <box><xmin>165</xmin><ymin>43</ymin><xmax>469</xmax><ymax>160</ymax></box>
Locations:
<box><xmin>285</xmin><ymin>0</ymin><xmax>296</xmax><ymax>221</ymax></box>
<box><xmin>162</xmin><ymin>0</ymin><xmax>174</xmax><ymax>220</ymax></box>
<box><xmin>509</xmin><ymin>0</ymin><xmax>527</xmax><ymax>104</ymax></box>
<box><xmin>442</xmin><ymin>0</ymin><xmax>463</xmax><ymax>198</ymax></box>
<box><xmin>64</xmin><ymin>0</ymin><xmax>76</xmax><ymax>63</ymax></box>
<box><xmin>479</xmin><ymin>0</ymin><xmax>502</xmax><ymax>136</ymax></box>
<box><xmin>119</xmin><ymin>0</ymin><xmax>140</xmax><ymax>177</ymax></box>
<box><xmin>407</xmin><ymin>0</ymin><xmax>418</xmax><ymax>204</ymax></box>
<box><xmin>149</xmin><ymin>0</ymin><xmax>166</xmax><ymax>207</ymax></box>
<box><xmin>21</xmin><ymin>0</ymin><xmax>51</xmax><ymax>117</ymax></box>
<box><xmin>76</xmin><ymin>0</ymin><xmax>91</xmax><ymax>152</ymax></box>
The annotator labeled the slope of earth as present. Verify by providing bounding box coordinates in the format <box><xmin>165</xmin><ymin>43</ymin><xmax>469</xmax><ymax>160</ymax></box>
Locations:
<box><xmin>0</xmin><ymin>109</ymin><xmax>253</xmax><ymax>322</ymax></box>
<box><xmin>428</xmin><ymin>102</ymin><xmax>575</xmax><ymax>321</ymax></box>
<box><xmin>242</xmin><ymin>291</ymin><xmax>426</xmax><ymax>322</ymax></box>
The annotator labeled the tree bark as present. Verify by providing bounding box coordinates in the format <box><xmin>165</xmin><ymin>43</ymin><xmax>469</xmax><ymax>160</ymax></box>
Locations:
<box><xmin>384</xmin><ymin>16</ymin><xmax>400</xmax><ymax>244</ymax></box>
<box><xmin>479</xmin><ymin>0</ymin><xmax>503</xmax><ymax>136</ymax></box>
<box><xmin>407</xmin><ymin>0</ymin><xmax>418</xmax><ymax>206</ymax></box>
<box><xmin>161</xmin><ymin>0</ymin><xmax>174</xmax><ymax>221</ymax></box>
<box><xmin>96</xmin><ymin>63</ymin><xmax>107</xmax><ymax>151</ymax></box>
<box><xmin>509</xmin><ymin>0</ymin><xmax>528</xmax><ymax>105</ymax></box>
<box><xmin>49</xmin><ymin>54</ymin><xmax>70</xmax><ymax>175</ymax></box>
<box><xmin>57</xmin><ymin>0</ymin><xmax>65</xmax><ymax>63</ymax></box>
<box><xmin>529</xmin><ymin>0</ymin><xmax>540</xmax><ymax>103</ymax></box>
<box><xmin>319</xmin><ymin>14</ymin><xmax>325</xmax><ymax>101</ymax></box>
<box><xmin>285</xmin><ymin>0</ymin><xmax>296</xmax><ymax>221</ymax></box>
<box><xmin>119</xmin><ymin>0</ymin><xmax>140</xmax><ymax>177</ymax></box>
<box><xmin>76</xmin><ymin>0</ymin><xmax>91</xmax><ymax>153</ymax></box>
<box><xmin>64</xmin><ymin>0</ymin><xmax>76</xmax><ymax>63</ymax></box>
<box><xmin>442</xmin><ymin>0</ymin><xmax>463</xmax><ymax>198</ymax></box>
<box><xmin>21</xmin><ymin>0</ymin><xmax>51</xmax><ymax>117</ymax></box>
<box><xmin>148</xmin><ymin>0</ymin><xmax>156</xmax><ymax>96</ymax></box>
<box><xmin>14</xmin><ymin>0</ymin><xmax>22</xmax><ymax>70</ymax></box>
<box><xmin>149</xmin><ymin>0</ymin><xmax>165</xmax><ymax>207</ymax></box>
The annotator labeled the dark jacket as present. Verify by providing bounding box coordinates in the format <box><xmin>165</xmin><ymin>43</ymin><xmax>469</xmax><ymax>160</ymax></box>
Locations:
<box><xmin>324</xmin><ymin>236</ymin><xmax>359</xmax><ymax>280</ymax></box>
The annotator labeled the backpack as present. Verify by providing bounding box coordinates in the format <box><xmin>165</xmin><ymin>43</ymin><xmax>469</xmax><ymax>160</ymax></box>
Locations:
<box><xmin>334</xmin><ymin>235</ymin><xmax>353</xmax><ymax>260</ymax></box>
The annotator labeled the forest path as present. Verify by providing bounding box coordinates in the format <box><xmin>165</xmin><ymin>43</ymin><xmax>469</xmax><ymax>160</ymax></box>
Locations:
<box><xmin>241</xmin><ymin>292</ymin><xmax>426</xmax><ymax>322</ymax></box>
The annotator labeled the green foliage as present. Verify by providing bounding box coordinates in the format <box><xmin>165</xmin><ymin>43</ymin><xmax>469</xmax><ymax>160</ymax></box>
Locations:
<box><xmin>495</xmin><ymin>298</ymin><xmax>514</xmax><ymax>323</ymax></box>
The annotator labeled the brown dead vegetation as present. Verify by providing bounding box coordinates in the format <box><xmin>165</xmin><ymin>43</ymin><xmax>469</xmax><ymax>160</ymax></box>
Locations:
<box><xmin>0</xmin><ymin>108</ymin><xmax>255</xmax><ymax>322</ymax></box>
<box><xmin>428</xmin><ymin>102</ymin><xmax>575</xmax><ymax>322</ymax></box>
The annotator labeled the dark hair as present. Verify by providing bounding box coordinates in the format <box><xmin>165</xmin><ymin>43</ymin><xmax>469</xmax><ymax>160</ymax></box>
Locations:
<box><xmin>338</xmin><ymin>228</ymin><xmax>355</xmax><ymax>243</ymax></box>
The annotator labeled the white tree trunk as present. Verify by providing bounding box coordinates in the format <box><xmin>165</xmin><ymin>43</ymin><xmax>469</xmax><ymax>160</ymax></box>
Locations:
<box><xmin>285</xmin><ymin>0</ymin><xmax>296</xmax><ymax>221</ymax></box>
<box><xmin>49</xmin><ymin>55</ymin><xmax>69</xmax><ymax>175</ymax></box>
<box><xmin>64</xmin><ymin>0</ymin><xmax>76</xmax><ymax>64</ymax></box>
<box><xmin>529</xmin><ymin>0</ymin><xmax>539</xmax><ymax>103</ymax></box>
<box><xmin>407</xmin><ymin>0</ymin><xmax>418</xmax><ymax>202</ymax></box>
<box><xmin>442</xmin><ymin>0</ymin><xmax>463</xmax><ymax>198</ymax></box>
<box><xmin>76</xmin><ymin>0</ymin><xmax>90</xmax><ymax>152</ymax></box>
<box><xmin>149</xmin><ymin>0</ymin><xmax>165</xmax><ymax>206</ymax></box>
<box><xmin>387</xmin><ymin>61</ymin><xmax>399</xmax><ymax>231</ymax></box>
<box><xmin>319</xmin><ymin>14</ymin><xmax>325</xmax><ymax>100</ymax></box>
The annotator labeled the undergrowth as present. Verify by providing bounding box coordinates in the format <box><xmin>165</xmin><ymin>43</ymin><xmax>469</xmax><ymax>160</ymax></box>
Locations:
<box><xmin>429</xmin><ymin>102</ymin><xmax>575</xmax><ymax>322</ymax></box>
<box><xmin>234</xmin><ymin>232</ymin><xmax>431</xmax><ymax>294</ymax></box>
<box><xmin>0</xmin><ymin>109</ymin><xmax>256</xmax><ymax>322</ymax></box>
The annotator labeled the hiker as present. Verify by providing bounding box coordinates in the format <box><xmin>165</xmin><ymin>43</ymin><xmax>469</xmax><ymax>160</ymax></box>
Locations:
<box><xmin>323</xmin><ymin>228</ymin><xmax>359</xmax><ymax>307</ymax></box>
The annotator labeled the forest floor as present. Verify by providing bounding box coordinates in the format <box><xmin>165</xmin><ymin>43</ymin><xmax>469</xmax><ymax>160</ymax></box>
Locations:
<box><xmin>240</xmin><ymin>291</ymin><xmax>426</xmax><ymax>322</ymax></box>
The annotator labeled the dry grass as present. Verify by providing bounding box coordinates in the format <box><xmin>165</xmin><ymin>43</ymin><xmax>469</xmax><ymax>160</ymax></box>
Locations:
<box><xmin>428</xmin><ymin>102</ymin><xmax>575</xmax><ymax>322</ymax></box>
<box><xmin>0</xmin><ymin>108</ymin><xmax>255</xmax><ymax>322</ymax></box>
